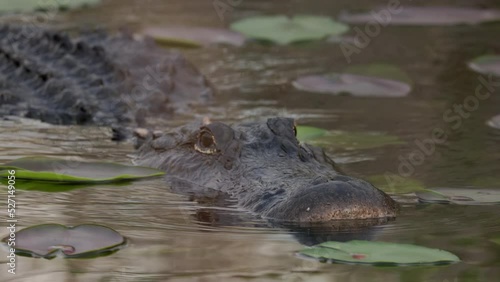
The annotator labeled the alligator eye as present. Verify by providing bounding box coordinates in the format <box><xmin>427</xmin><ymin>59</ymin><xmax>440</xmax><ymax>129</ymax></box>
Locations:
<box><xmin>195</xmin><ymin>130</ymin><xmax>218</xmax><ymax>154</ymax></box>
<box><xmin>200</xmin><ymin>132</ymin><xmax>214</xmax><ymax>147</ymax></box>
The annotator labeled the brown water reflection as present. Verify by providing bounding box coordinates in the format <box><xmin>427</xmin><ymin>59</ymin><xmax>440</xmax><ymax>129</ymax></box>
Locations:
<box><xmin>1</xmin><ymin>0</ymin><xmax>500</xmax><ymax>281</ymax></box>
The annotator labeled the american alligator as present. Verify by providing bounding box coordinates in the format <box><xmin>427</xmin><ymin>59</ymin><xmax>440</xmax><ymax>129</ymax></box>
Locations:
<box><xmin>134</xmin><ymin>117</ymin><xmax>399</xmax><ymax>222</ymax></box>
<box><xmin>0</xmin><ymin>25</ymin><xmax>398</xmax><ymax>222</ymax></box>
<box><xmin>0</xmin><ymin>24</ymin><xmax>214</xmax><ymax>139</ymax></box>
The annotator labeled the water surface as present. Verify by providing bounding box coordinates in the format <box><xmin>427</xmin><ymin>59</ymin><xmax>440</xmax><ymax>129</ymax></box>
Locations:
<box><xmin>1</xmin><ymin>0</ymin><xmax>500</xmax><ymax>281</ymax></box>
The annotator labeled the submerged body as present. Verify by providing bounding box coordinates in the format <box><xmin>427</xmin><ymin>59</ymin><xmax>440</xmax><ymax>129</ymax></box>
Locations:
<box><xmin>134</xmin><ymin>118</ymin><xmax>399</xmax><ymax>222</ymax></box>
<box><xmin>0</xmin><ymin>25</ymin><xmax>213</xmax><ymax>138</ymax></box>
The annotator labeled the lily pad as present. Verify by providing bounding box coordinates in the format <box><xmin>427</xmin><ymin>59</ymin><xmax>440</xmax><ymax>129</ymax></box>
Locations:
<box><xmin>415</xmin><ymin>189</ymin><xmax>450</xmax><ymax>204</ymax></box>
<box><xmin>339</xmin><ymin>7</ymin><xmax>500</xmax><ymax>26</ymax></box>
<box><xmin>416</xmin><ymin>188</ymin><xmax>500</xmax><ymax>205</ymax></box>
<box><xmin>468</xmin><ymin>55</ymin><xmax>500</xmax><ymax>76</ymax></box>
<box><xmin>1</xmin><ymin>224</ymin><xmax>126</xmax><ymax>259</ymax></box>
<box><xmin>368</xmin><ymin>174</ymin><xmax>425</xmax><ymax>194</ymax></box>
<box><xmin>0</xmin><ymin>0</ymin><xmax>101</xmax><ymax>13</ymax></box>
<box><xmin>299</xmin><ymin>240</ymin><xmax>460</xmax><ymax>265</ymax></box>
<box><xmin>0</xmin><ymin>179</ymin><xmax>131</xmax><ymax>192</ymax></box>
<box><xmin>0</xmin><ymin>157</ymin><xmax>164</xmax><ymax>183</ymax></box>
<box><xmin>296</xmin><ymin>126</ymin><xmax>404</xmax><ymax>149</ymax></box>
<box><xmin>293</xmin><ymin>64</ymin><xmax>412</xmax><ymax>97</ymax></box>
<box><xmin>230</xmin><ymin>15</ymin><xmax>349</xmax><ymax>45</ymax></box>
<box><xmin>142</xmin><ymin>26</ymin><xmax>246</xmax><ymax>48</ymax></box>
<box><xmin>344</xmin><ymin>64</ymin><xmax>413</xmax><ymax>85</ymax></box>
<box><xmin>487</xmin><ymin>115</ymin><xmax>500</xmax><ymax>129</ymax></box>
<box><xmin>296</xmin><ymin>126</ymin><xmax>328</xmax><ymax>142</ymax></box>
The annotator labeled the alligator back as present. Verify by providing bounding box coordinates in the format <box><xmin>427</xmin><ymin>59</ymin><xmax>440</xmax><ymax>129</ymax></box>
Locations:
<box><xmin>0</xmin><ymin>25</ymin><xmax>214</xmax><ymax>136</ymax></box>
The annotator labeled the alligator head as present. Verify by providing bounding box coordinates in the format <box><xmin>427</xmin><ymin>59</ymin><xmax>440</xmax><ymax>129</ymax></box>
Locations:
<box><xmin>134</xmin><ymin>117</ymin><xmax>399</xmax><ymax>222</ymax></box>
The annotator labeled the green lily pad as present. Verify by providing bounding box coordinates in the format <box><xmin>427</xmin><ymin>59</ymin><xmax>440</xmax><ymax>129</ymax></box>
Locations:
<box><xmin>344</xmin><ymin>64</ymin><xmax>413</xmax><ymax>85</ymax></box>
<box><xmin>0</xmin><ymin>179</ymin><xmax>89</xmax><ymax>192</ymax></box>
<box><xmin>468</xmin><ymin>55</ymin><xmax>500</xmax><ymax>76</ymax></box>
<box><xmin>416</xmin><ymin>188</ymin><xmax>500</xmax><ymax>205</ymax></box>
<box><xmin>1</xmin><ymin>224</ymin><xmax>126</xmax><ymax>259</ymax></box>
<box><xmin>415</xmin><ymin>189</ymin><xmax>450</xmax><ymax>204</ymax></box>
<box><xmin>0</xmin><ymin>157</ymin><xmax>164</xmax><ymax>183</ymax></box>
<box><xmin>0</xmin><ymin>179</ymin><xmax>131</xmax><ymax>192</ymax></box>
<box><xmin>296</xmin><ymin>126</ymin><xmax>404</xmax><ymax>149</ymax></box>
<box><xmin>0</xmin><ymin>0</ymin><xmax>100</xmax><ymax>13</ymax></box>
<box><xmin>296</xmin><ymin>126</ymin><xmax>328</xmax><ymax>142</ymax></box>
<box><xmin>339</xmin><ymin>7</ymin><xmax>500</xmax><ymax>26</ymax></box>
<box><xmin>299</xmin><ymin>240</ymin><xmax>460</xmax><ymax>265</ymax></box>
<box><xmin>143</xmin><ymin>26</ymin><xmax>246</xmax><ymax>48</ymax></box>
<box><xmin>487</xmin><ymin>115</ymin><xmax>500</xmax><ymax>129</ymax></box>
<box><xmin>368</xmin><ymin>174</ymin><xmax>425</xmax><ymax>194</ymax></box>
<box><xmin>293</xmin><ymin>64</ymin><xmax>412</xmax><ymax>97</ymax></box>
<box><xmin>230</xmin><ymin>15</ymin><xmax>349</xmax><ymax>45</ymax></box>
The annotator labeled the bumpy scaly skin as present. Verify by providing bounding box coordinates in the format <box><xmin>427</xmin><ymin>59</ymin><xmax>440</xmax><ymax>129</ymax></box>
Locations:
<box><xmin>134</xmin><ymin>117</ymin><xmax>399</xmax><ymax>222</ymax></box>
<box><xmin>0</xmin><ymin>25</ymin><xmax>213</xmax><ymax>136</ymax></box>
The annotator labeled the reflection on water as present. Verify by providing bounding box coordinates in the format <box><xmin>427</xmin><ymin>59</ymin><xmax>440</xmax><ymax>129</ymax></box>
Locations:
<box><xmin>1</xmin><ymin>0</ymin><xmax>500</xmax><ymax>281</ymax></box>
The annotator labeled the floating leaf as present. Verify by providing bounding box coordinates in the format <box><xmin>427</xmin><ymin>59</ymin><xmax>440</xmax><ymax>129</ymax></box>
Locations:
<box><xmin>487</xmin><ymin>115</ymin><xmax>500</xmax><ymax>129</ymax></box>
<box><xmin>1</xmin><ymin>224</ymin><xmax>126</xmax><ymax>259</ymax></box>
<box><xmin>296</xmin><ymin>126</ymin><xmax>404</xmax><ymax>149</ymax></box>
<box><xmin>0</xmin><ymin>179</ymin><xmax>131</xmax><ymax>192</ymax></box>
<box><xmin>339</xmin><ymin>7</ymin><xmax>500</xmax><ymax>26</ymax></box>
<box><xmin>230</xmin><ymin>15</ymin><xmax>349</xmax><ymax>45</ymax></box>
<box><xmin>415</xmin><ymin>189</ymin><xmax>450</xmax><ymax>204</ymax></box>
<box><xmin>368</xmin><ymin>174</ymin><xmax>425</xmax><ymax>194</ymax></box>
<box><xmin>143</xmin><ymin>26</ymin><xmax>246</xmax><ymax>48</ymax></box>
<box><xmin>293</xmin><ymin>64</ymin><xmax>412</xmax><ymax>97</ymax></box>
<box><xmin>468</xmin><ymin>55</ymin><xmax>500</xmax><ymax>76</ymax></box>
<box><xmin>293</xmin><ymin>74</ymin><xmax>411</xmax><ymax>97</ymax></box>
<box><xmin>416</xmin><ymin>188</ymin><xmax>500</xmax><ymax>205</ymax></box>
<box><xmin>299</xmin><ymin>240</ymin><xmax>460</xmax><ymax>265</ymax></box>
<box><xmin>0</xmin><ymin>179</ymin><xmax>88</xmax><ymax>192</ymax></box>
<box><xmin>0</xmin><ymin>157</ymin><xmax>164</xmax><ymax>183</ymax></box>
<box><xmin>296</xmin><ymin>126</ymin><xmax>328</xmax><ymax>142</ymax></box>
<box><xmin>0</xmin><ymin>0</ymin><xmax>101</xmax><ymax>12</ymax></box>
<box><xmin>344</xmin><ymin>64</ymin><xmax>413</xmax><ymax>85</ymax></box>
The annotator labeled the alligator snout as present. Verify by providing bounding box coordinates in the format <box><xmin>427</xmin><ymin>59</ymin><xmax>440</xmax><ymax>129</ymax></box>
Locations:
<box><xmin>266</xmin><ymin>176</ymin><xmax>398</xmax><ymax>222</ymax></box>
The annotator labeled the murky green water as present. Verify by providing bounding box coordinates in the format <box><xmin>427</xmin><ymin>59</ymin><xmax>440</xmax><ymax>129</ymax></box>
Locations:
<box><xmin>1</xmin><ymin>0</ymin><xmax>500</xmax><ymax>281</ymax></box>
